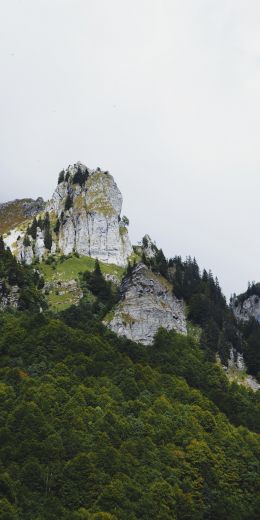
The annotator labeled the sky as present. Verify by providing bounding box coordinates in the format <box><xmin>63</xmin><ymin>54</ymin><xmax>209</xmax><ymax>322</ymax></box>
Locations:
<box><xmin>1</xmin><ymin>0</ymin><xmax>260</xmax><ymax>298</ymax></box>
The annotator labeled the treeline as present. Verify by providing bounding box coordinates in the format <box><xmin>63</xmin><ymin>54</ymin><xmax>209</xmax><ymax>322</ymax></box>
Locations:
<box><xmin>141</xmin><ymin>248</ymin><xmax>260</xmax><ymax>379</ymax></box>
<box><xmin>235</xmin><ymin>281</ymin><xmax>260</xmax><ymax>304</ymax></box>
<box><xmin>58</xmin><ymin>165</ymin><xmax>89</xmax><ymax>186</ymax></box>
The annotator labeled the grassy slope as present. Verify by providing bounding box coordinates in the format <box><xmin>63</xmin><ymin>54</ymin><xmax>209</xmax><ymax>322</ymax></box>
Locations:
<box><xmin>0</xmin><ymin>199</ymin><xmax>35</xmax><ymax>235</ymax></box>
<box><xmin>39</xmin><ymin>255</ymin><xmax>125</xmax><ymax>311</ymax></box>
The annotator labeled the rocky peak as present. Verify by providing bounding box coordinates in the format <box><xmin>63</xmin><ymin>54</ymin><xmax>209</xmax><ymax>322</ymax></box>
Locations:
<box><xmin>106</xmin><ymin>262</ymin><xmax>187</xmax><ymax>345</ymax></box>
<box><xmin>4</xmin><ymin>163</ymin><xmax>132</xmax><ymax>267</ymax></box>
<box><xmin>48</xmin><ymin>163</ymin><xmax>123</xmax><ymax>218</ymax></box>
<box><xmin>141</xmin><ymin>234</ymin><xmax>158</xmax><ymax>259</ymax></box>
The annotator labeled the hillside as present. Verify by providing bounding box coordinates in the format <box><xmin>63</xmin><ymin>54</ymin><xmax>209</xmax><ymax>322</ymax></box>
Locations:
<box><xmin>0</xmin><ymin>164</ymin><xmax>260</xmax><ymax>519</ymax></box>
<box><xmin>0</xmin><ymin>269</ymin><xmax>260</xmax><ymax>520</ymax></box>
<box><xmin>0</xmin><ymin>198</ymin><xmax>45</xmax><ymax>235</ymax></box>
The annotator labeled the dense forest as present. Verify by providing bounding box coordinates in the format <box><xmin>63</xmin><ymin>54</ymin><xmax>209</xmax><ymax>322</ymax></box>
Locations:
<box><xmin>0</xmin><ymin>241</ymin><xmax>259</xmax><ymax>519</ymax></box>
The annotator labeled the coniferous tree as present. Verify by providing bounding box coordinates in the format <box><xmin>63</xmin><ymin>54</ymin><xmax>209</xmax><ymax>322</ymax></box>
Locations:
<box><xmin>43</xmin><ymin>213</ymin><xmax>52</xmax><ymax>251</ymax></box>
<box><xmin>58</xmin><ymin>170</ymin><xmax>65</xmax><ymax>184</ymax></box>
<box><xmin>28</xmin><ymin>217</ymin><xmax>38</xmax><ymax>240</ymax></box>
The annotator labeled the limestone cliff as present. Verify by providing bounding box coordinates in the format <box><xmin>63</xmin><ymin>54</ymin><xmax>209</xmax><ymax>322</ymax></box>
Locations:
<box><xmin>47</xmin><ymin>163</ymin><xmax>132</xmax><ymax>264</ymax></box>
<box><xmin>232</xmin><ymin>294</ymin><xmax>260</xmax><ymax>323</ymax></box>
<box><xmin>106</xmin><ymin>263</ymin><xmax>187</xmax><ymax>345</ymax></box>
<box><xmin>4</xmin><ymin>163</ymin><xmax>132</xmax><ymax>267</ymax></box>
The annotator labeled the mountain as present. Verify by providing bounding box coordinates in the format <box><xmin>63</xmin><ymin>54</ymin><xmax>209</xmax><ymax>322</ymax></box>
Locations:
<box><xmin>0</xmin><ymin>164</ymin><xmax>260</xmax><ymax>519</ymax></box>
<box><xmin>3</xmin><ymin>163</ymin><xmax>132</xmax><ymax>267</ymax></box>
<box><xmin>1</xmin><ymin>163</ymin><xmax>187</xmax><ymax>344</ymax></box>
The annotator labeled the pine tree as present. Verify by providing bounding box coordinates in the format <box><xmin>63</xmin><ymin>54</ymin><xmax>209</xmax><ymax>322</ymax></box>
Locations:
<box><xmin>28</xmin><ymin>217</ymin><xmax>38</xmax><ymax>240</ymax></box>
<box><xmin>58</xmin><ymin>170</ymin><xmax>65</xmax><ymax>184</ymax></box>
<box><xmin>43</xmin><ymin>212</ymin><xmax>52</xmax><ymax>251</ymax></box>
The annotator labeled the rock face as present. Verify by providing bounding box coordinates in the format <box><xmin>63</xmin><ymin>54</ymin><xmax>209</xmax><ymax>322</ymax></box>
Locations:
<box><xmin>0</xmin><ymin>281</ymin><xmax>20</xmax><ymax>310</ymax></box>
<box><xmin>220</xmin><ymin>347</ymin><xmax>260</xmax><ymax>392</ymax></box>
<box><xmin>106</xmin><ymin>263</ymin><xmax>187</xmax><ymax>345</ymax></box>
<box><xmin>227</xmin><ymin>347</ymin><xmax>246</xmax><ymax>371</ymax></box>
<box><xmin>48</xmin><ymin>163</ymin><xmax>132</xmax><ymax>264</ymax></box>
<box><xmin>5</xmin><ymin>163</ymin><xmax>132</xmax><ymax>267</ymax></box>
<box><xmin>232</xmin><ymin>295</ymin><xmax>260</xmax><ymax>323</ymax></box>
<box><xmin>141</xmin><ymin>235</ymin><xmax>158</xmax><ymax>259</ymax></box>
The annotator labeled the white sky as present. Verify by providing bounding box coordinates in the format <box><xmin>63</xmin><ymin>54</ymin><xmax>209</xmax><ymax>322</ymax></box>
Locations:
<box><xmin>1</xmin><ymin>0</ymin><xmax>260</xmax><ymax>297</ymax></box>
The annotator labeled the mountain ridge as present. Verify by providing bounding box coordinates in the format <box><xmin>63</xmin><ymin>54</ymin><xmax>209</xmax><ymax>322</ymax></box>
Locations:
<box><xmin>1</xmin><ymin>163</ymin><xmax>260</xmax><ymax>388</ymax></box>
<box><xmin>0</xmin><ymin>163</ymin><xmax>260</xmax><ymax>520</ymax></box>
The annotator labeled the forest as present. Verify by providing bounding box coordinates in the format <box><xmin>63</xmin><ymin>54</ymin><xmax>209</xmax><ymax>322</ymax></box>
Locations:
<box><xmin>0</xmin><ymin>240</ymin><xmax>259</xmax><ymax>519</ymax></box>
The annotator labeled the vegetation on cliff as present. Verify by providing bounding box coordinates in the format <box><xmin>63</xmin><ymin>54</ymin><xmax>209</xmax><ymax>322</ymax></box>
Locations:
<box><xmin>141</xmin><ymin>250</ymin><xmax>260</xmax><ymax>381</ymax></box>
<box><xmin>0</xmin><ymin>237</ymin><xmax>45</xmax><ymax>311</ymax></box>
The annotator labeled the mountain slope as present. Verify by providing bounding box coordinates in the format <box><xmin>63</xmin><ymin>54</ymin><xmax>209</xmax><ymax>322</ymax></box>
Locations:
<box><xmin>0</xmin><ymin>291</ymin><xmax>259</xmax><ymax>520</ymax></box>
<box><xmin>0</xmin><ymin>197</ymin><xmax>45</xmax><ymax>235</ymax></box>
<box><xmin>0</xmin><ymin>167</ymin><xmax>260</xmax><ymax>519</ymax></box>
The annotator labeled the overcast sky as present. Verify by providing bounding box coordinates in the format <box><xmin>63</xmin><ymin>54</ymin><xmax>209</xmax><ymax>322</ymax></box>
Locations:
<box><xmin>1</xmin><ymin>0</ymin><xmax>260</xmax><ymax>297</ymax></box>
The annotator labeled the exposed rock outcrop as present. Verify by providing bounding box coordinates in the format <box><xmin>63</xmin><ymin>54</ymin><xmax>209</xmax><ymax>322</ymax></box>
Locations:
<box><xmin>0</xmin><ymin>281</ymin><xmax>20</xmax><ymax>310</ymax></box>
<box><xmin>219</xmin><ymin>347</ymin><xmax>260</xmax><ymax>392</ymax></box>
<box><xmin>48</xmin><ymin>163</ymin><xmax>132</xmax><ymax>265</ymax></box>
<box><xmin>5</xmin><ymin>163</ymin><xmax>132</xmax><ymax>267</ymax></box>
<box><xmin>106</xmin><ymin>263</ymin><xmax>187</xmax><ymax>345</ymax></box>
<box><xmin>232</xmin><ymin>294</ymin><xmax>260</xmax><ymax>323</ymax></box>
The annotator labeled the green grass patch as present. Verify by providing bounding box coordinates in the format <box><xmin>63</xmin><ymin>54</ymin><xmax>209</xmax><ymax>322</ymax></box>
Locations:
<box><xmin>39</xmin><ymin>254</ymin><xmax>125</xmax><ymax>310</ymax></box>
<box><xmin>104</xmin><ymin>308</ymin><xmax>116</xmax><ymax>323</ymax></box>
<box><xmin>46</xmin><ymin>290</ymin><xmax>80</xmax><ymax>311</ymax></box>
<box><xmin>39</xmin><ymin>255</ymin><xmax>125</xmax><ymax>284</ymax></box>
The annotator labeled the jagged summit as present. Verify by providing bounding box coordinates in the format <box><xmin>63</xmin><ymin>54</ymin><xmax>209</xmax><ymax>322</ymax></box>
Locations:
<box><xmin>3</xmin><ymin>162</ymin><xmax>132</xmax><ymax>267</ymax></box>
